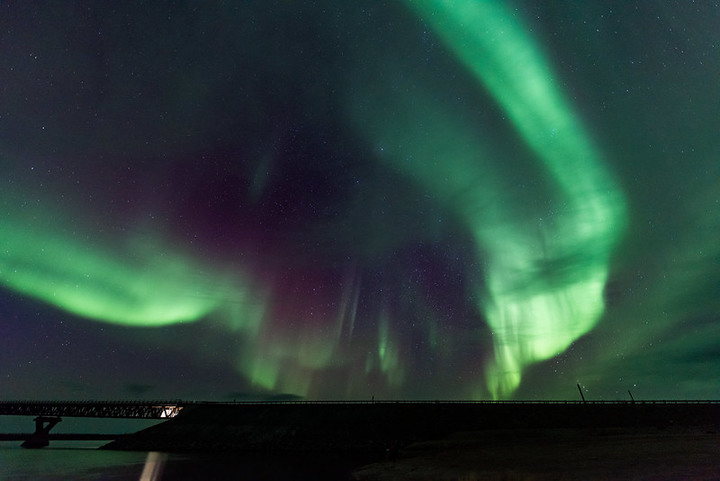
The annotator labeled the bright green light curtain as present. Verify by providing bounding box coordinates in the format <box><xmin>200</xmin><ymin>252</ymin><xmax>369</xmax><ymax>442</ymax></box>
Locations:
<box><xmin>396</xmin><ymin>0</ymin><xmax>626</xmax><ymax>397</ymax></box>
<box><xmin>0</xmin><ymin>201</ymin><xmax>243</xmax><ymax>327</ymax></box>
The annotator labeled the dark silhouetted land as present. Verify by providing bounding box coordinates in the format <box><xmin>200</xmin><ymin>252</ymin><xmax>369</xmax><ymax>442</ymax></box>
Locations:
<box><xmin>102</xmin><ymin>401</ymin><xmax>720</xmax><ymax>479</ymax></box>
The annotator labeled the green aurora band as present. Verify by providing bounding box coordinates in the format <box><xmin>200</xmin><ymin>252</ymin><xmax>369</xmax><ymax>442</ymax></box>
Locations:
<box><xmin>0</xmin><ymin>186</ymin><xmax>374</xmax><ymax>397</ymax></box>
<box><xmin>0</xmin><ymin>1</ymin><xmax>630</xmax><ymax>400</ymax></box>
<box><xmin>349</xmin><ymin>0</ymin><xmax>627</xmax><ymax>398</ymax></box>
<box><xmin>0</xmin><ymin>189</ymin><xmax>354</xmax><ymax>397</ymax></box>
<box><xmin>0</xmin><ymin>195</ymin><xmax>246</xmax><ymax>327</ymax></box>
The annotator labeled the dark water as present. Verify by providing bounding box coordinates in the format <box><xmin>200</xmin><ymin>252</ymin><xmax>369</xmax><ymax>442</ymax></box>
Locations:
<box><xmin>0</xmin><ymin>442</ymin><xmax>364</xmax><ymax>480</ymax></box>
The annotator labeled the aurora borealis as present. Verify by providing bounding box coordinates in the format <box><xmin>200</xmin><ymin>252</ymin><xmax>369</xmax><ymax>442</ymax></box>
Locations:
<box><xmin>1</xmin><ymin>1</ymin><xmax>719</xmax><ymax>402</ymax></box>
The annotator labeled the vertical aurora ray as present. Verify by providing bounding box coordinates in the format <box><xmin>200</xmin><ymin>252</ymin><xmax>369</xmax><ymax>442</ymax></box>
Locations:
<box><xmin>348</xmin><ymin>0</ymin><xmax>626</xmax><ymax>397</ymax></box>
<box><xmin>376</xmin><ymin>309</ymin><xmax>404</xmax><ymax>388</ymax></box>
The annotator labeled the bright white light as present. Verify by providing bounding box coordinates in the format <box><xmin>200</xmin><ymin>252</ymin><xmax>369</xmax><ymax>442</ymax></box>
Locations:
<box><xmin>157</xmin><ymin>405</ymin><xmax>182</xmax><ymax>418</ymax></box>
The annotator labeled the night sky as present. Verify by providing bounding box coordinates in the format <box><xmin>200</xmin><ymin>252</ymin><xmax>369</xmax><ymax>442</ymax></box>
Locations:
<box><xmin>1</xmin><ymin>1</ymin><xmax>719</xmax><ymax>403</ymax></box>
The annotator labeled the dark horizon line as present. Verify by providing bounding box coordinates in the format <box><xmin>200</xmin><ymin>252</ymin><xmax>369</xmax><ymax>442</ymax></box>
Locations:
<box><xmin>1</xmin><ymin>399</ymin><xmax>719</xmax><ymax>405</ymax></box>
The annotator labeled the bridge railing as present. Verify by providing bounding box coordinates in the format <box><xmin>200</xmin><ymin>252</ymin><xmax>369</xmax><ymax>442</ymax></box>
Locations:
<box><xmin>0</xmin><ymin>400</ymin><xmax>183</xmax><ymax>419</ymax></box>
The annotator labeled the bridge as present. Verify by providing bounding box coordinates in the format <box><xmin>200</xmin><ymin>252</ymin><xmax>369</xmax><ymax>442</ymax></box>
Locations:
<box><xmin>0</xmin><ymin>400</ymin><xmax>183</xmax><ymax>419</ymax></box>
<box><xmin>0</xmin><ymin>400</ymin><xmax>183</xmax><ymax>448</ymax></box>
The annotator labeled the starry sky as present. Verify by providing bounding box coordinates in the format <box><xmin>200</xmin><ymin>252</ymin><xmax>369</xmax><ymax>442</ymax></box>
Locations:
<box><xmin>1</xmin><ymin>1</ymin><xmax>719</xmax><ymax>403</ymax></box>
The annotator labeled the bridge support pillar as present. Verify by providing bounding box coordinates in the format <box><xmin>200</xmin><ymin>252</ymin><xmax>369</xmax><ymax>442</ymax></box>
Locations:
<box><xmin>21</xmin><ymin>416</ymin><xmax>62</xmax><ymax>448</ymax></box>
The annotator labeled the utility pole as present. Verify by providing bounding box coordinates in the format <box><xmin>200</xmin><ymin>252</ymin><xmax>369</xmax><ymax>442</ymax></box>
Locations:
<box><xmin>577</xmin><ymin>383</ymin><xmax>586</xmax><ymax>403</ymax></box>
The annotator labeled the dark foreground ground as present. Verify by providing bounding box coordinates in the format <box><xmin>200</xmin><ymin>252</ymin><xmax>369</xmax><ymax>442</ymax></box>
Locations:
<box><xmin>352</xmin><ymin>427</ymin><xmax>720</xmax><ymax>480</ymax></box>
<box><xmin>103</xmin><ymin>401</ymin><xmax>719</xmax><ymax>479</ymax></box>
